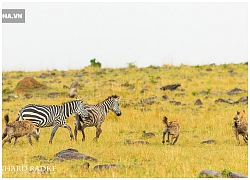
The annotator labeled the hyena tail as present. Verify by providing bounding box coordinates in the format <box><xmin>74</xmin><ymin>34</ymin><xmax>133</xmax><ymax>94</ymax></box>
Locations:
<box><xmin>4</xmin><ymin>114</ymin><xmax>9</xmax><ymax>125</ymax></box>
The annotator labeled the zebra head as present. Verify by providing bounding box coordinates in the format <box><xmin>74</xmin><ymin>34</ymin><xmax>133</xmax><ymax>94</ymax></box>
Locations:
<box><xmin>75</xmin><ymin>99</ymin><xmax>90</xmax><ymax>119</ymax></box>
<box><xmin>110</xmin><ymin>95</ymin><xmax>122</xmax><ymax>116</ymax></box>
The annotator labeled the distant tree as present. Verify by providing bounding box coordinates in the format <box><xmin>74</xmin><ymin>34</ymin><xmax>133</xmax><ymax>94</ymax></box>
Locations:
<box><xmin>127</xmin><ymin>62</ymin><xmax>137</xmax><ymax>68</ymax></box>
<box><xmin>90</xmin><ymin>58</ymin><xmax>101</xmax><ymax>68</ymax></box>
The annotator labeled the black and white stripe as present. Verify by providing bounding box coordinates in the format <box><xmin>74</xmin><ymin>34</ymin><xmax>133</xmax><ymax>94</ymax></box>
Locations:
<box><xmin>74</xmin><ymin>95</ymin><xmax>122</xmax><ymax>141</ymax></box>
<box><xmin>16</xmin><ymin>99</ymin><xmax>90</xmax><ymax>143</ymax></box>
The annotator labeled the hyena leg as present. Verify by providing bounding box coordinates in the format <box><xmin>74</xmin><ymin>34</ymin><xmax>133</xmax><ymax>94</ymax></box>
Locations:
<box><xmin>235</xmin><ymin>131</ymin><xmax>241</xmax><ymax>145</ymax></box>
<box><xmin>243</xmin><ymin>134</ymin><xmax>248</xmax><ymax>143</ymax></box>
<box><xmin>172</xmin><ymin>135</ymin><xmax>179</xmax><ymax>145</ymax></box>
<box><xmin>2</xmin><ymin>136</ymin><xmax>12</xmax><ymax>147</ymax></box>
<box><xmin>26</xmin><ymin>135</ymin><xmax>33</xmax><ymax>146</ymax></box>
<box><xmin>93</xmin><ymin>126</ymin><xmax>102</xmax><ymax>141</ymax></box>
<box><xmin>166</xmin><ymin>132</ymin><xmax>170</xmax><ymax>142</ymax></box>
<box><xmin>2</xmin><ymin>130</ymin><xmax>7</xmax><ymax>140</ymax></box>
<box><xmin>162</xmin><ymin>131</ymin><xmax>167</xmax><ymax>144</ymax></box>
<box><xmin>13</xmin><ymin>137</ymin><xmax>19</xmax><ymax>145</ymax></box>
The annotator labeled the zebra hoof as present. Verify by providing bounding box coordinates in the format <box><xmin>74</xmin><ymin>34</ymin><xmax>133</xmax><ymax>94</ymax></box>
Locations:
<box><xmin>93</xmin><ymin>137</ymin><xmax>98</xmax><ymax>141</ymax></box>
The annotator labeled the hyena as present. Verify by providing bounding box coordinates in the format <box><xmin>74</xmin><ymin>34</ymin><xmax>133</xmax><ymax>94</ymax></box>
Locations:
<box><xmin>232</xmin><ymin>110</ymin><xmax>248</xmax><ymax>145</ymax></box>
<box><xmin>2</xmin><ymin>114</ymin><xmax>40</xmax><ymax>147</ymax></box>
<box><xmin>162</xmin><ymin>116</ymin><xmax>181</xmax><ymax>145</ymax></box>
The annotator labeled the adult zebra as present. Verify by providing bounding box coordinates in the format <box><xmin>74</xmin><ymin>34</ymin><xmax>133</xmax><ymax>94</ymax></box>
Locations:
<box><xmin>16</xmin><ymin>99</ymin><xmax>90</xmax><ymax>144</ymax></box>
<box><xmin>74</xmin><ymin>95</ymin><xmax>122</xmax><ymax>141</ymax></box>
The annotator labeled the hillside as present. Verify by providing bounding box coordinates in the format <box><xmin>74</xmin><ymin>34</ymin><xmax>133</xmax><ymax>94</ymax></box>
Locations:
<box><xmin>2</xmin><ymin>63</ymin><xmax>248</xmax><ymax>178</ymax></box>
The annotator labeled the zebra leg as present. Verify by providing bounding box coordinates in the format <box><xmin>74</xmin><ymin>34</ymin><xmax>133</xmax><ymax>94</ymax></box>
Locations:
<box><xmin>63</xmin><ymin>124</ymin><xmax>74</xmax><ymax>140</ymax></box>
<box><xmin>81</xmin><ymin>127</ymin><xmax>86</xmax><ymax>141</ymax></box>
<box><xmin>74</xmin><ymin>125</ymin><xmax>78</xmax><ymax>141</ymax></box>
<box><xmin>93</xmin><ymin>126</ymin><xmax>102</xmax><ymax>141</ymax></box>
<box><xmin>49</xmin><ymin>125</ymin><xmax>59</xmax><ymax>144</ymax></box>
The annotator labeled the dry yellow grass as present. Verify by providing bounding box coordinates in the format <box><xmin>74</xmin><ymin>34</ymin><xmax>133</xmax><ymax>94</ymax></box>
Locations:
<box><xmin>2</xmin><ymin>63</ymin><xmax>248</xmax><ymax>177</ymax></box>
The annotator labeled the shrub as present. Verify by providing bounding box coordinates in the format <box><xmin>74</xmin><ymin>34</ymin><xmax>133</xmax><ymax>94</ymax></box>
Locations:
<box><xmin>90</xmin><ymin>58</ymin><xmax>101</xmax><ymax>68</ymax></box>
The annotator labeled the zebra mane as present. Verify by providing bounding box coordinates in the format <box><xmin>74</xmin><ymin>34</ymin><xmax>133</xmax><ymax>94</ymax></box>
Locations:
<box><xmin>98</xmin><ymin>95</ymin><xmax>119</xmax><ymax>104</ymax></box>
<box><xmin>61</xmin><ymin>99</ymin><xmax>83</xmax><ymax>105</ymax></box>
<box><xmin>110</xmin><ymin>94</ymin><xmax>119</xmax><ymax>99</ymax></box>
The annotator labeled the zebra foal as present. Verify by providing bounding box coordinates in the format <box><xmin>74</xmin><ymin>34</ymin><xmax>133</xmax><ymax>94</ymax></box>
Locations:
<box><xmin>74</xmin><ymin>95</ymin><xmax>122</xmax><ymax>141</ymax></box>
<box><xmin>16</xmin><ymin>99</ymin><xmax>90</xmax><ymax>144</ymax></box>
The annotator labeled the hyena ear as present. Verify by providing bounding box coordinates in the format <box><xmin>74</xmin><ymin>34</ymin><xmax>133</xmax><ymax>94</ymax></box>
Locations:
<box><xmin>237</xmin><ymin>111</ymin><xmax>240</xmax><ymax>115</ymax></box>
<box><xmin>243</xmin><ymin>110</ymin><xmax>245</xmax><ymax>113</ymax></box>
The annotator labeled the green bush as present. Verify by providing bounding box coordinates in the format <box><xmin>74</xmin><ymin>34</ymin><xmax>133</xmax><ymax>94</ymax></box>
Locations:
<box><xmin>90</xmin><ymin>58</ymin><xmax>101</xmax><ymax>68</ymax></box>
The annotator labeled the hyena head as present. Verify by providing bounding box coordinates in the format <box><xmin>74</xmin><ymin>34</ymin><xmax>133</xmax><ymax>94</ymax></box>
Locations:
<box><xmin>234</xmin><ymin>110</ymin><xmax>246</xmax><ymax>121</ymax></box>
<box><xmin>163</xmin><ymin>116</ymin><xmax>169</xmax><ymax>126</ymax></box>
<box><xmin>31</xmin><ymin>125</ymin><xmax>40</xmax><ymax>141</ymax></box>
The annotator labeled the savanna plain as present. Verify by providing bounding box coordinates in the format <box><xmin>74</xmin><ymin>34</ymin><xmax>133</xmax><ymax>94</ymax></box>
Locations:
<box><xmin>2</xmin><ymin>63</ymin><xmax>248</xmax><ymax>178</ymax></box>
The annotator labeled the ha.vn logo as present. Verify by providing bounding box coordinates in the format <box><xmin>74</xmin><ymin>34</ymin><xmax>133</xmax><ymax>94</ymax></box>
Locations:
<box><xmin>2</xmin><ymin>9</ymin><xmax>25</xmax><ymax>23</ymax></box>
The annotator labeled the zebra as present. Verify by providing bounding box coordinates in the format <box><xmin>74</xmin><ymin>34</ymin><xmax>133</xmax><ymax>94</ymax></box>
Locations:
<box><xmin>74</xmin><ymin>95</ymin><xmax>122</xmax><ymax>141</ymax></box>
<box><xmin>16</xmin><ymin>99</ymin><xmax>90</xmax><ymax>144</ymax></box>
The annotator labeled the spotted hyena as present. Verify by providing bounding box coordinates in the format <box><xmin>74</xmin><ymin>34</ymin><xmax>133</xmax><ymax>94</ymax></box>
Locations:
<box><xmin>2</xmin><ymin>114</ymin><xmax>40</xmax><ymax>147</ymax></box>
<box><xmin>162</xmin><ymin>116</ymin><xmax>181</xmax><ymax>145</ymax></box>
<box><xmin>232</xmin><ymin>110</ymin><xmax>248</xmax><ymax>145</ymax></box>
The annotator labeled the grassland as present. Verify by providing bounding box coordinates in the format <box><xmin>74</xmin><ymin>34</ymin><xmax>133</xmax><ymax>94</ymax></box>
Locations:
<box><xmin>2</xmin><ymin>63</ymin><xmax>248</xmax><ymax>178</ymax></box>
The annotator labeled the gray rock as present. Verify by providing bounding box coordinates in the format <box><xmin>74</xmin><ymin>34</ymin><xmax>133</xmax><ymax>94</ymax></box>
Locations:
<box><xmin>142</xmin><ymin>132</ymin><xmax>155</xmax><ymax>138</ymax></box>
<box><xmin>54</xmin><ymin>148</ymin><xmax>98</xmax><ymax>162</ymax></box>
<box><xmin>70</xmin><ymin>81</ymin><xmax>78</xmax><ymax>88</ymax></box>
<box><xmin>124</xmin><ymin>139</ymin><xmax>149</xmax><ymax>145</ymax></box>
<box><xmin>194</xmin><ymin>99</ymin><xmax>203</xmax><ymax>106</ymax></box>
<box><xmin>160</xmin><ymin>83</ymin><xmax>181</xmax><ymax>91</ymax></box>
<box><xmin>23</xmin><ymin>93</ymin><xmax>33</xmax><ymax>99</ymax></box>
<box><xmin>235</xmin><ymin>96</ymin><xmax>248</xmax><ymax>103</ymax></box>
<box><xmin>93</xmin><ymin>164</ymin><xmax>124</xmax><ymax>171</ymax></box>
<box><xmin>227</xmin><ymin>88</ymin><xmax>246</xmax><ymax>95</ymax></box>
<box><xmin>201</xmin><ymin>139</ymin><xmax>215</xmax><ymax>144</ymax></box>
<box><xmin>31</xmin><ymin>154</ymin><xmax>47</xmax><ymax>160</ymax></box>
<box><xmin>71</xmin><ymin>162</ymin><xmax>90</xmax><ymax>170</ymax></box>
<box><xmin>162</xmin><ymin>94</ymin><xmax>168</xmax><ymax>100</ymax></box>
<box><xmin>200</xmin><ymin>170</ymin><xmax>222</xmax><ymax>178</ymax></box>
<box><xmin>229</xmin><ymin>171</ymin><xmax>247</xmax><ymax>178</ymax></box>
<box><xmin>68</xmin><ymin>88</ymin><xmax>78</xmax><ymax>98</ymax></box>
<box><xmin>48</xmin><ymin>92</ymin><xmax>60</xmax><ymax>98</ymax></box>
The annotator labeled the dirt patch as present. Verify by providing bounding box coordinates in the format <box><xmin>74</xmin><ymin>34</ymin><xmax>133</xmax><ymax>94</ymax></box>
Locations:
<box><xmin>14</xmin><ymin>77</ymin><xmax>47</xmax><ymax>93</ymax></box>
